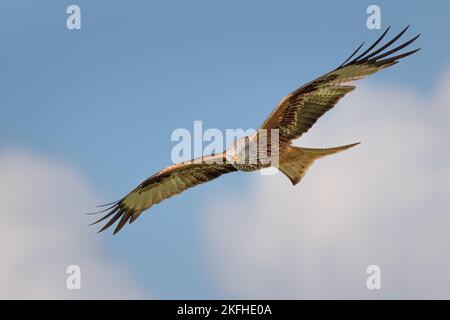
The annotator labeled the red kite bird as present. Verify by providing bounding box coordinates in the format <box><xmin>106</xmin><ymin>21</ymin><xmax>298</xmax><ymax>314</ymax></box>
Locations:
<box><xmin>90</xmin><ymin>26</ymin><xmax>420</xmax><ymax>234</ymax></box>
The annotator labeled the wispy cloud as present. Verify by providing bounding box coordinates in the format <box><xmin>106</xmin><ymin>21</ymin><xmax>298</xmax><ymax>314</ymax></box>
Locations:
<box><xmin>202</xmin><ymin>67</ymin><xmax>450</xmax><ymax>299</ymax></box>
<box><xmin>0</xmin><ymin>148</ymin><xmax>145</xmax><ymax>299</ymax></box>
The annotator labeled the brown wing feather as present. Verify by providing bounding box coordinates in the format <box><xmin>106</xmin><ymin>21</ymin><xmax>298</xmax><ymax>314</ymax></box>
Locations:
<box><xmin>260</xmin><ymin>26</ymin><xmax>420</xmax><ymax>142</ymax></box>
<box><xmin>91</xmin><ymin>153</ymin><xmax>237</xmax><ymax>234</ymax></box>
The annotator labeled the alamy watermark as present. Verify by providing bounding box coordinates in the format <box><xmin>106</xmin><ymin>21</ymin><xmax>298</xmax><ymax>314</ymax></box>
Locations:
<box><xmin>66</xmin><ymin>265</ymin><xmax>81</xmax><ymax>290</ymax></box>
<box><xmin>366</xmin><ymin>5</ymin><xmax>381</xmax><ymax>30</ymax></box>
<box><xmin>366</xmin><ymin>265</ymin><xmax>381</xmax><ymax>290</ymax></box>
<box><xmin>170</xmin><ymin>121</ymin><xmax>280</xmax><ymax>174</ymax></box>
<box><xmin>66</xmin><ymin>5</ymin><xmax>81</xmax><ymax>30</ymax></box>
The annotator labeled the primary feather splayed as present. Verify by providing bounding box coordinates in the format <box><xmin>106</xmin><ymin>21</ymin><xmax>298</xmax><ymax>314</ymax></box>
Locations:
<box><xmin>90</xmin><ymin>26</ymin><xmax>420</xmax><ymax>235</ymax></box>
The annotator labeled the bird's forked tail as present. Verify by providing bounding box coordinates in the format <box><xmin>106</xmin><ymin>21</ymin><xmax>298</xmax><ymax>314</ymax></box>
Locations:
<box><xmin>278</xmin><ymin>142</ymin><xmax>360</xmax><ymax>185</ymax></box>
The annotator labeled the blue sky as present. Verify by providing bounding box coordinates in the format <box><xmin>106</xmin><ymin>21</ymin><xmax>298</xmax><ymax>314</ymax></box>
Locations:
<box><xmin>1</xmin><ymin>1</ymin><xmax>450</xmax><ymax>299</ymax></box>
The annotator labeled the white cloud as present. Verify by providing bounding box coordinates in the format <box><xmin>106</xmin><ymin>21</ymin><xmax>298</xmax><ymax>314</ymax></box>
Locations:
<box><xmin>202</xmin><ymin>68</ymin><xmax>450</xmax><ymax>299</ymax></box>
<box><xmin>0</xmin><ymin>148</ymin><xmax>145</xmax><ymax>299</ymax></box>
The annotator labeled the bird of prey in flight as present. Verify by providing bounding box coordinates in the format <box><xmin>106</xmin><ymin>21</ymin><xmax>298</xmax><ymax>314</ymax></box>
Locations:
<box><xmin>90</xmin><ymin>26</ymin><xmax>420</xmax><ymax>234</ymax></box>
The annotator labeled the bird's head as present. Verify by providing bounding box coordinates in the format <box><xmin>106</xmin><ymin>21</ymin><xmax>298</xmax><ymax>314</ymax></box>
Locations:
<box><xmin>225</xmin><ymin>135</ymin><xmax>256</xmax><ymax>165</ymax></box>
<box><xmin>225</xmin><ymin>140</ymin><xmax>242</xmax><ymax>164</ymax></box>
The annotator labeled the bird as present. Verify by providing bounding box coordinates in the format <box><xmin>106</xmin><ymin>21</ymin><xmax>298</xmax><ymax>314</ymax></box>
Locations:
<box><xmin>89</xmin><ymin>26</ymin><xmax>420</xmax><ymax>235</ymax></box>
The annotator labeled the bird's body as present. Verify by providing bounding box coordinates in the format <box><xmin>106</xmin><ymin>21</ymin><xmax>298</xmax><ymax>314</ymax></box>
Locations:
<box><xmin>90</xmin><ymin>26</ymin><xmax>420</xmax><ymax>234</ymax></box>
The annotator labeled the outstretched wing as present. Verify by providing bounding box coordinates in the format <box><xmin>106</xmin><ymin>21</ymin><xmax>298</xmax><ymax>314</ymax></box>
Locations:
<box><xmin>90</xmin><ymin>153</ymin><xmax>236</xmax><ymax>234</ymax></box>
<box><xmin>260</xmin><ymin>26</ymin><xmax>420</xmax><ymax>142</ymax></box>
